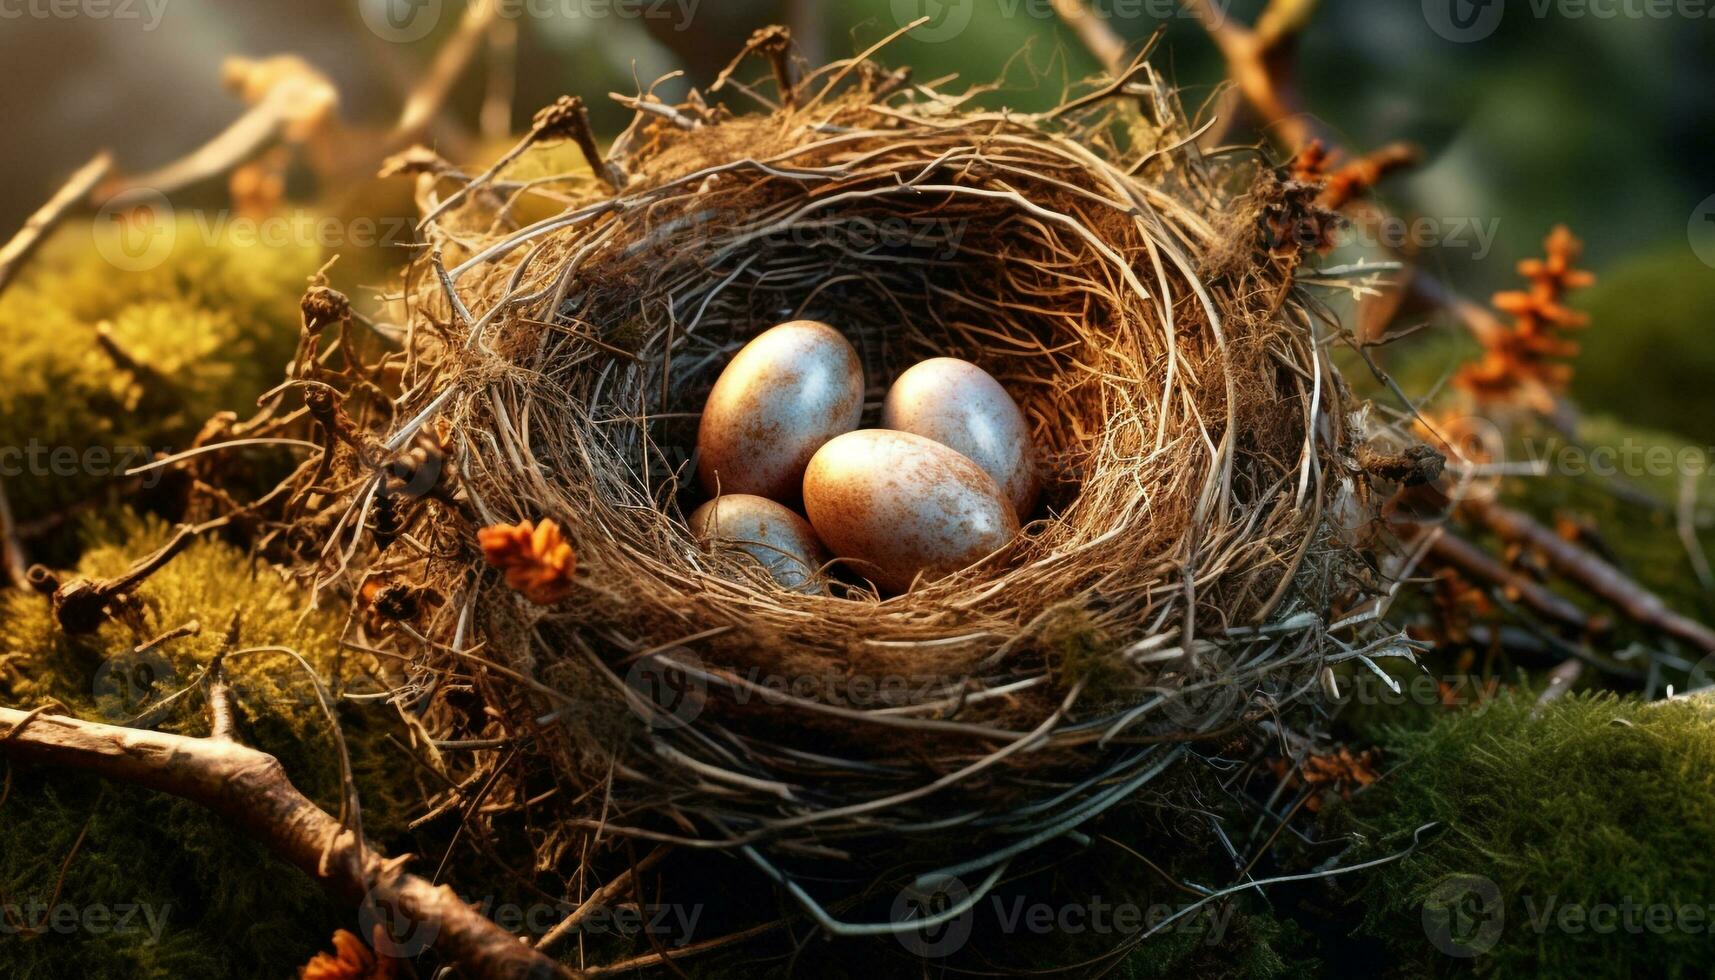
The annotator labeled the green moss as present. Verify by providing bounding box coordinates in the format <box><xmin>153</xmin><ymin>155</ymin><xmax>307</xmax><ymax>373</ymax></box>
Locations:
<box><xmin>1570</xmin><ymin>249</ymin><xmax>1715</xmax><ymax>438</ymax></box>
<box><xmin>0</xmin><ymin>513</ymin><xmax>423</xmax><ymax>979</ymax></box>
<box><xmin>1345</xmin><ymin>693</ymin><xmax>1715</xmax><ymax>979</ymax></box>
<box><xmin>0</xmin><ymin>219</ymin><xmax>319</xmax><ymax>523</ymax></box>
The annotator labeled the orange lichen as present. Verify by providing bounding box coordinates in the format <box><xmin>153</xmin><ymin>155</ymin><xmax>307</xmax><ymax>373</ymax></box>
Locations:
<box><xmin>478</xmin><ymin>518</ymin><xmax>578</xmax><ymax>605</ymax></box>
<box><xmin>1290</xmin><ymin>139</ymin><xmax>1421</xmax><ymax>211</ymax></box>
<box><xmin>300</xmin><ymin>929</ymin><xmax>396</xmax><ymax>980</ymax></box>
<box><xmin>1270</xmin><ymin>747</ymin><xmax>1382</xmax><ymax>812</ymax></box>
<box><xmin>1456</xmin><ymin>225</ymin><xmax>1596</xmax><ymax>411</ymax></box>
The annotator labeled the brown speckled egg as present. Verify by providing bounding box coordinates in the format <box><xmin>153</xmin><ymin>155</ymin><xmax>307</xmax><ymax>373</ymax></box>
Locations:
<box><xmin>881</xmin><ymin>357</ymin><xmax>1039</xmax><ymax>520</ymax></box>
<box><xmin>803</xmin><ymin>429</ymin><xmax>1020</xmax><ymax>594</ymax></box>
<box><xmin>689</xmin><ymin>494</ymin><xmax>828</xmax><ymax>593</ymax></box>
<box><xmin>697</xmin><ymin>320</ymin><xmax>864</xmax><ymax>501</ymax></box>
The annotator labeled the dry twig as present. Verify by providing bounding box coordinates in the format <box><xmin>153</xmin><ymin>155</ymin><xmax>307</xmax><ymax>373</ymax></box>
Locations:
<box><xmin>0</xmin><ymin>151</ymin><xmax>112</xmax><ymax>298</ymax></box>
<box><xmin>0</xmin><ymin>706</ymin><xmax>577</xmax><ymax>980</ymax></box>
<box><xmin>1464</xmin><ymin>497</ymin><xmax>1715</xmax><ymax>651</ymax></box>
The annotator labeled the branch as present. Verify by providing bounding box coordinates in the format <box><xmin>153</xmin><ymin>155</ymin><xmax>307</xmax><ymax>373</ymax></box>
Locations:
<box><xmin>1424</xmin><ymin>528</ymin><xmax>1598</xmax><ymax>634</ymax></box>
<box><xmin>0</xmin><ymin>151</ymin><xmax>112</xmax><ymax>300</ymax></box>
<box><xmin>713</xmin><ymin>26</ymin><xmax>800</xmax><ymax>108</ymax></box>
<box><xmin>0</xmin><ymin>476</ymin><xmax>27</xmax><ymax>589</ymax></box>
<box><xmin>40</xmin><ymin>518</ymin><xmax>225</xmax><ymax>634</ymax></box>
<box><xmin>1177</xmin><ymin>0</ymin><xmax>1319</xmax><ymax>150</ymax></box>
<box><xmin>1049</xmin><ymin>0</ymin><xmax>1129</xmax><ymax>76</ymax></box>
<box><xmin>394</xmin><ymin>0</ymin><xmax>499</xmax><ymax>139</ymax></box>
<box><xmin>534</xmin><ymin>845</ymin><xmax>672</xmax><ymax>955</ymax></box>
<box><xmin>1464</xmin><ymin>498</ymin><xmax>1715</xmax><ymax>651</ymax></box>
<box><xmin>0</xmin><ymin>707</ymin><xmax>578</xmax><ymax>980</ymax></box>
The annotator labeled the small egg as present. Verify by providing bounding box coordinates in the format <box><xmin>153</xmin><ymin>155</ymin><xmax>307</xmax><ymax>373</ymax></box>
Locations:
<box><xmin>689</xmin><ymin>494</ymin><xmax>828</xmax><ymax>593</ymax></box>
<box><xmin>880</xmin><ymin>357</ymin><xmax>1039</xmax><ymax>519</ymax></box>
<box><xmin>697</xmin><ymin>320</ymin><xmax>864</xmax><ymax>502</ymax></box>
<box><xmin>803</xmin><ymin>429</ymin><xmax>1020</xmax><ymax>594</ymax></box>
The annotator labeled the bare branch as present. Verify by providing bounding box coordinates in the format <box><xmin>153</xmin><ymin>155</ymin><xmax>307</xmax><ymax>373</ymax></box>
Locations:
<box><xmin>1049</xmin><ymin>0</ymin><xmax>1129</xmax><ymax>76</ymax></box>
<box><xmin>535</xmin><ymin>845</ymin><xmax>671</xmax><ymax>954</ymax></box>
<box><xmin>1425</xmin><ymin>528</ymin><xmax>1598</xmax><ymax>634</ymax></box>
<box><xmin>1464</xmin><ymin>498</ymin><xmax>1715</xmax><ymax>652</ymax></box>
<box><xmin>0</xmin><ymin>476</ymin><xmax>27</xmax><ymax>588</ymax></box>
<box><xmin>0</xmin><ymin>151</ymin><xmax>112</xmax><ymax>300</ymax></box>
<box><xmin>0</xmin><ymin>707</ymin><xmax>579</xmax><ymax>980</ymax></box>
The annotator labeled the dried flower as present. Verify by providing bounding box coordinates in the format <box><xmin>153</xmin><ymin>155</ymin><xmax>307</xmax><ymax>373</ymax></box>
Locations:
<box><xmin>300</xmin><ymin>929</ymin><xmax>396</xmax><ymax>980</ymax></box>
<box><xmin>479</xmin><ymin>519</ymin><xmax>577</xmax><ymax>605</ymax></box>
<box><xmin>1271</xmin><ymin>747</ymin><xmax>1382</xmax><ymax>812</ymax></box>
<box><xmin>1456</xmin><ymin>225</ymin><xmax>1595</xmax><ymax>411</ymax></box>
<box><xmin>1291</xmin><ymin>139</ymin><xmax>1421</xmax><ymax>212</ymax></box>
<box><xmin>1413</xmin><ymin>567</ymin><xmax>1496</xmax><ymax>647</ymax></box>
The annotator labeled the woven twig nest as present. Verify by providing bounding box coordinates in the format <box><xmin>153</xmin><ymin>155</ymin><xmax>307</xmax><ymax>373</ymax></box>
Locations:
<box><xmin>302</xmin><ymin>38</ymin><xmax>1381</xmax><ymax>928</ymax></box>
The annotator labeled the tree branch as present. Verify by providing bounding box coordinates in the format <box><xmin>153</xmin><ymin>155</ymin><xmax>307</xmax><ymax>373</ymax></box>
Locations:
<box><xmin>1463</xmin><ymin>498</ymin><xmax>1715</xmax><ymax>652</ymax></box>
<box><xmin>0</xmin><ymin>151</ymin><xmax>112</xmax><ymax>300</ymax></box>
<box><xmin>0</xmin><ymin>707</ymin><xmax>579</xmax><ymax>980</ymax></box>
<box><xmin>0</xmin><ymin>476</ymin><xmax>27</xmax><ymax>589</ymax></box>
<box><xmin>1425</xmin><ymin>526</ymin><xmax>1600</xmax><ymax>635</ymax></box>
<box><xmin>1049</xmin><ymin>0</ymin><xmax>1129</xmax><ymax>76</ymax></box>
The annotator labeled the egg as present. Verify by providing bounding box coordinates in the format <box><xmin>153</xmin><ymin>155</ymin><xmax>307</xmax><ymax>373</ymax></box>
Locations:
<box><xmin>803</xmin><ymin>429</ymin><xmax>1020</xmax><ymax>594</ymax></box>
<box><xmin>697</xmin><ymin>320</ymin><xmax>864</xmax><ymax>501</ymax></box>
<box><xmin>880</xmin><ymin>357</ymin><xmax>1039</xmax><ymax>519</ymax></box>
<box><xmin>689</xmin><ymin>494</ymin><xmax>828</xmax><ymax>593</ymax></box>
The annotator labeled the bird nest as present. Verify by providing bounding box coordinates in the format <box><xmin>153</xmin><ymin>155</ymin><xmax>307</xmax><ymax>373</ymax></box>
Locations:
<box><xmin>289</xmin><ymin>37</ymin><xmax>1380</xmax><ymax>930</ymax></box>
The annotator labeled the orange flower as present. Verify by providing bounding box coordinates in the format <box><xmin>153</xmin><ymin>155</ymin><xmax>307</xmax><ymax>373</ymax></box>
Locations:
<box><xmin>301</xmin><ymin>929</ymin><xmax>396</xmax><ymax>980</ymax></box>
<box><xmin>1456</xmin><ymin>225</ymin><xmax>1595</xmax><ymax>411</ymax></box>
<box><xmin>479</xmin><ymin>519</ymin><xmax>578</xmax><ymax>605</ymax></box>
<box><xmin>1292</xmin><ymin>139</ymin><xmax>1421</xmax><ymax>212</ymax></box>
<box><xmin>1270</xmin><ymin>747</ymin><xmax>1382</xmax><ymax>812</ymax></box>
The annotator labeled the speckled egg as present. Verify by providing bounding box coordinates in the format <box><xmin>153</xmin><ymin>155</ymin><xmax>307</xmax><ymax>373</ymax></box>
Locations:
<box><xmin>881</xmin><ymin>357</ymin><xmax>1039</xmax><ymax>520</ymax></box>
<box><xmin>803</xmin><ymin>429</ymin><xmax>1020</xmax><ymax>594</ymax></box>
<box><xmin>689</xmin><ymin>494</ymin><xmax>828</xmax><ymax>594</ymax></box>
<box><xmin>697</xmin><ymin>320</ymin><xmax>865</xmax><ymax>501</ymax></box>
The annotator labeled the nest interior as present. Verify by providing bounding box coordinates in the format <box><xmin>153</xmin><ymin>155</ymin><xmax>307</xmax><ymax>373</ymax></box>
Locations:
<box><xmin>299</xmin><ymin>45</ymin><xmax>1379</xmax><ymax>914</ymax></box>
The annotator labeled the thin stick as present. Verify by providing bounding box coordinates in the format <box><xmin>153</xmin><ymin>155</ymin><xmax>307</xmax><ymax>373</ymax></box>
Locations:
<box><xmin>1465</xmin><ymin>498</ymin><xmax>1715</xmax><ymax>651</ymax></box>
<box><xmin>1426</xmin><ymin>527</ymin><xmax>1594</xmax><ymax>633</ymax></box>
<box><xmin>395</xmin><ymin>0</ymin><xmax>498</xmax><ymax>138</ymax></box>
<box><xmin>0</xmin><ymin>151</ymin><xmax>112</xmax><ymax>299</ymax></box>
<box><xmin>1050</xmin><ymin>0</ymin><xmax>1129</xmax><ymax>76</ymax></box>
<box><xmin>535</xmin><ymin>844</ymin><xmax>672</xmax><ymax>954</ymax></box>
<box><xmin>0</xmin><ymin>477</ymin><xmax>26</xmax><ymax>588</ymax></box>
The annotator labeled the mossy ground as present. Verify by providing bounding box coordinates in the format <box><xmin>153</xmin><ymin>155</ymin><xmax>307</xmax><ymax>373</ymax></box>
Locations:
<box><xmin>0</xmin><ymin>514</ymin><xmax>425</xmax><ymax>979</ymax></box>
<box><xmin>0</xmin><ymin>218</ymin><xmax>319</xmax><ymax>526</ymax></box>
<box><xmin>1340</xmin><ymin>693</ymin><xmax>1715</xmax><ymax>979</ymax></box>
